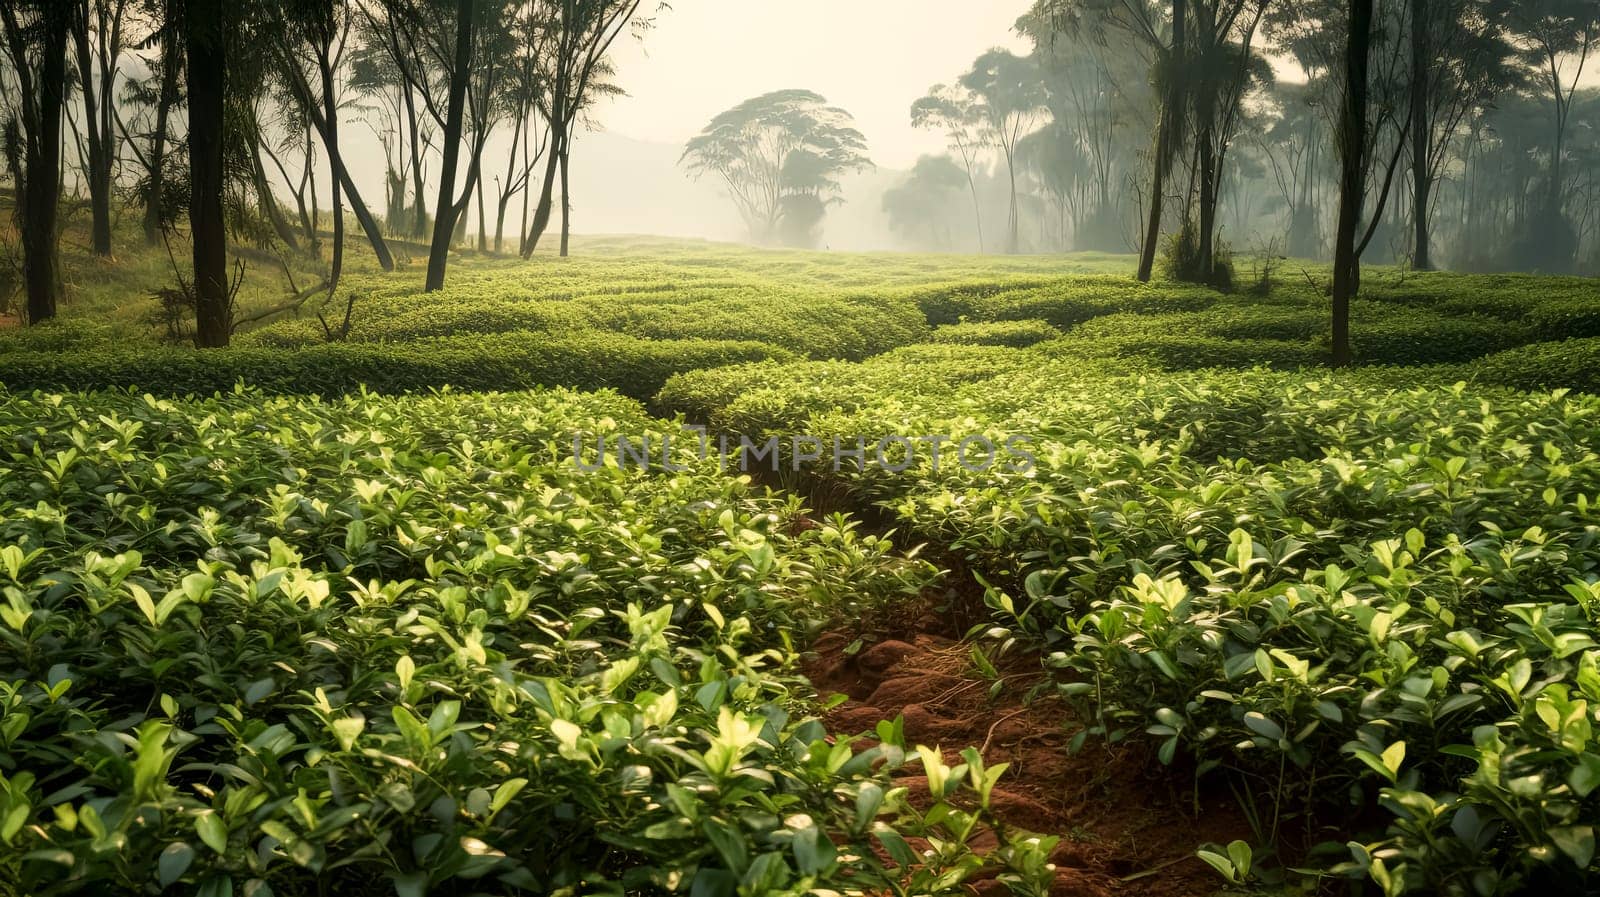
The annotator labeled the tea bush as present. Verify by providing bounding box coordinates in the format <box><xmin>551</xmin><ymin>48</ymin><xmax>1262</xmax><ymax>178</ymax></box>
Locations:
<box><xmin>0</xmin><ymin>386</ymin><xmax>1065</xmax><ymax>896</ymax></box>
<box><xmin>1527</xmin><ymin>299</ymin><xmax>1600</xmax><ymax>343</ymax></box>
<box><xmin>1475</xmin><ymin>338</ymin><xmax>1600</xmax><ymax>395</ymax></box>
<box><xmin>930</xmin><ymin>320</ymin><xmax>1060</xmax><ymax>348</ymax></box>
<box><xmin>670</xmin><ymin>355</ymin><xmax>1600</xmax><ymax>894</ymax></box>
<box><xmin>912</xmin><ymin>278</ymin><xmax>1217</xmax><ymax>329</ymax></box>
<box><xmin>0</xmin><ymin>333</ymin><xmax>789</xmax><ymax>401</ymax></box>
<box><xmin>9</xmin><ymin>241</ymin><xmax>1600</xmax><ymax>896</ymax></box>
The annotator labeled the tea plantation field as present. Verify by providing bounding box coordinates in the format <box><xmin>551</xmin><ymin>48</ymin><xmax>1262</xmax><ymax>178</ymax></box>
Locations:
<box><xmin>4</xmin><ymin>242</ymin><xmax>1600</xmax><ymax>896</ymax></box>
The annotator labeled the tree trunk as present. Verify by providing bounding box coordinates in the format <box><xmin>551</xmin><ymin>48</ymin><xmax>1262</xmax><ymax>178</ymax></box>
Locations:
<box><xmin>522</xmin><ymin>130</ymin><xmax>562</xmax><ymax>259</ymax></box>
<box><xmin>519</xmin><ymin>142</ymin><xmax>535</xmax><ymax>255</ymax></box>
<box><xmin>251</xmin><ymin>143</ymin><xmax>301</xmax><ymax>252</ymax></box>
<box><xmin>186</xmin><ymin>3</ymin><xmax>229</xmax><ymax>348</ymax></box>
<box><xmin>320</xmin><ymin>53</ymin><xmax>344</xmax><ymax>292</ymax></box>
<box><xmin>15</xmin><ymin>7</ymin><xmax>71</xmax><ymax>323</ymax></box>
<box><xmin>1138</xmin><ymin>0</ymin><xmax>1184</xmax><ymax>283</ymax></box>
<box><xmin>402</xmin><ymin>80</ymin><xmax>427</xmax><ymax>240</ymax></box>
<box><xmin>425</xmin><ymin>0</ymin><xmax>474</xmax><ymax>292</ymax></box>
<box><xmin>1332</xmin><ymin>0</ymin><xmax>1374</xmax><ymax>368</ymax></box>
<box><xmin>559</xmin><ymin>147</ymin><xmax>571</xmax><ymax>257</ymax></box>
<box><xmin>143</xmin><ymin>31</ymin><xmax>178</xmax><ymax>245</ymax></box>
<box><xmin>1005</xmin><ymin>148</ymin><xmax>1019</xmax><ymax>254</ymax></box>
<box><xmin>476</xmin><ymin>163</ymin><xmax>487</xmax><ymax>252</ymax></box>
<box><xmin>315</xmin><ymin>112</ymin><xmax>393</xmax><ymax>272</ymax></box>
<box><xmin>1138</xmin><ymin>150</ymin><xmax>1166</xmax><ymax>282</ymax></box>
<box><xmin>71</xmin><ymin>4</ymin><xmax>113</xmax><ymax>257</ymax></box>
<box><xmin>285</xmin><ymin>57</ymin><xmax>394</xmax><ymax>272</ymax></box>
<box><xmin>1409</xmin><ymin>0</ymin><xmax>1431</xmax><ymax>270</ymax></box>
<box><xmin>1198</xmin><ymin>139</ymin><xmax>1218</xmax><ymax>281</ymax></box>
<box><xmin>964</xmin><ymin>169</ymin><xmax>985</xmax><ymax>253</ymax></box>
<box><xmin>1193</xmin><ymin>4</ymin><xmax>1221</xmax><ymax>279</ymax></box>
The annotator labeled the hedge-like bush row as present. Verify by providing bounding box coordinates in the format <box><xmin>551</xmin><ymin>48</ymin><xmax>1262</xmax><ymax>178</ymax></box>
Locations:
<box><xmin>915</xmin><ymin>278</ymin><xmax>1218</xmax><ymax>328</ymax></box>
<box><xmin>245</xmin><ymin>293</ymin><xmax>930</xmax><ymax>361</ymax></box>
<box><xmin>1056</xmin><ymin>304</ymin><xmax>1529</xmax><ymax>368</ymax></box>
<box><xmin>0</xmin><ymin>332</ymin><xmax>790</xmax><ymax>401</ymax></box>
<box><xmin>1474</xmin><ymin>337</ymin><xmax>1600</xmax><ymax>394</ymax></box>
<box><xmin>655</xmin><ymin>343</ymin><xmax>1034</xmax><ymax>428</ymax></box>
<box><xmin>930</xmin><ymin>319</ymin><xmax>1060</xmax><ymax>347</ymax></box>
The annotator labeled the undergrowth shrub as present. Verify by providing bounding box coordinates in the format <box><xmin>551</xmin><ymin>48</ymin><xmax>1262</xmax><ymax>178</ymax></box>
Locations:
<box><xmin>1159</xmin><ymin>219</ymin><xmax>1235</xmax><ymax>291</ymax></box>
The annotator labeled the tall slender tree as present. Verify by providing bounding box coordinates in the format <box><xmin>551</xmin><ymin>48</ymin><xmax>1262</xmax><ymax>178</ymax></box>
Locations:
<box><xmin>522</xmin><ymin>0</ymin><xmax>648</xmax><ymax>258</ymax></box>
<box><xmin>274</xmin><ymin>0</ymin><xmax>394</xmax><ymax>274</ymax></box>
<box><xmin>69</xmin><ymin>0</ymin><xmax>129</xmax><ymax>258</ymax></box>
<box><xmin>911</xmin><ymin>84</ymin><xmax>989</xmax><ymax>252</ymax></box>
<box><xmin>1504</xmin><ymin>0</ymin><xmax>1598</xmax><ymax>271</ymax></box>
<box><xmin>1142</xmin><ymin>0</ymin><xmax>1185</xmax><ymax>281</ymax></box>
<box><xmin>2</xmin><ymin>1</ymin><xmax>73</xmax><ymax>323</ymax></box>
<box><xmin>184</xmin><ymin>0</ymin><xmax>230</xmax><ymax>347</ymax></box>
<box><xmin>1031</xmin><ymin>0</ymin><xmax>1189</xmax><ymax>279</ymax></box>
<box><xmin>117</xmin><ymin>0</ymin><xmax>183</xmax><ymax>245</ymax></box>
<box><xmin>425</xmin><ymin>0</ymin><xmax>475</xmax><ymax>290</ymax></box>
<box><xmin>960</xmin><ymin>49</ymin><xmax>1046</xmax><ymax>254</ymax></box>
<box><xmin>1332</xmin><ymin>0</ymin><xmax>1374</xmax><ymax>367</ymax></box>
<box><xmin>1406</xmin><ymin>0</ymin><xmax>1515</xmax><ymax>269</ymax></box>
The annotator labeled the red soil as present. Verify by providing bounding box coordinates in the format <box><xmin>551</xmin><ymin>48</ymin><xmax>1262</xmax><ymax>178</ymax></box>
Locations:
<box><xmin>804</xmin><ymin>600</ymin><xmax>1253</xmax><ymax>897</ymax></box>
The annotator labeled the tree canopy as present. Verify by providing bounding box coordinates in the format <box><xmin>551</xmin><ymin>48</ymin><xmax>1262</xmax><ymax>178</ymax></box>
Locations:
<box><xmin>680</xmin><ymin>89</ymin><xmax>871</xmax><ymax>247</ymax></box>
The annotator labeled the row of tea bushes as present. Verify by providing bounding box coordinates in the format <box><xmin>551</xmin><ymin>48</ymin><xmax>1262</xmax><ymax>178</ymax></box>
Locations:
<box><xmin>667</xmin><ymin>355</ymin><xmax>1600</xmax><ymax>894</ymax></box>
<box><xmin>0</xmin><ymin>386</ymin><xmax>1059</xmax><ymax>896</ymax></box>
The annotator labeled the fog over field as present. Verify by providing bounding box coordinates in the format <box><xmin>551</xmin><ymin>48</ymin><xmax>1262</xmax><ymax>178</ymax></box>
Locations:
<box><xmin>324</xmin><ymin>0</ymin><xmax>1036</xmax><ymax>249</ymax></box>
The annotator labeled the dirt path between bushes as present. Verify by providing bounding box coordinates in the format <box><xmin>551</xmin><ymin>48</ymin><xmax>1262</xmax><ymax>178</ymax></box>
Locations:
<box><xmin>802</xmin><ymin>595</ymin><xmax>1253</xmax><ymax>897</ymax></box>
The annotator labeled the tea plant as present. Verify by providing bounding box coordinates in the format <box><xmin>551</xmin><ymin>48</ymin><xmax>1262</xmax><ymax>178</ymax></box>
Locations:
<box><xmin>0</xmin><ymin>387</ymin><xmax>1048</xmax><ymax>896</ymax></box>
<box><xmin>674</xmin><ymin>357</ymin><xmax>1600</xmax><ymax>893</ymax></box>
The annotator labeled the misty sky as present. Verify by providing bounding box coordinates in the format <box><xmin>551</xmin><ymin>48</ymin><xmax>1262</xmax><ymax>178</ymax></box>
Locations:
<box><xmin>594</xmin><ymin>1</ymin><xmax>1034</xmax><ymax>169</ymax></box>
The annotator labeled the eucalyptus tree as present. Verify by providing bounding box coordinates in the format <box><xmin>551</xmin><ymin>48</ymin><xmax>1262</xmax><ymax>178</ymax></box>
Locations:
<box><xmin>680</xmin><ymin>89</ymin><xmax>872</xmax><ymax>247</ymax></box>
<box><xmin>1270</xmin><ymin>0</ymin><xmax>1412</xmax><ymax>284</ymax></box>
<box><xmin>1018</xmin><ymin>124</ymin><xmax>1084</xmax><ymax>250</ymax></box>
<box><xmin>182</xmin><ymin>0</ymin><xmax>233</xmax><ymax>346</ymax></box>
<box><xmin>1183</xmin><ymin>0</ymin><xmax>1274</xmax><ymax>282</ymax></box>
<box><xmin>960</xmin><ymin>49</ymin><xmax>1046</xmax><ymax>254</ymax></box>
<box><xmin>69</xmin><ymin>0</ymin><xmax>131</xmax><ymax>258</ymax></box>
<box><xmin>233</xmin><ymin>32</ymin><xmax>305</xmax><ymax>253</ymax></box>
<box><xmin>1031</xmin><ymin>0</ymin><xmax>1185</xmax><ymax>280</ymax></box>
<box><xmin>1503</xmin><ymin>0</ymin><xmax>1598</xmax><ymax>272</ymax></box>
<box><xmin>254</xmin><ymin>87</ymin><xmax>322</xmax><ymax>250</ymax></box>
<box><xmin>882</xmin><ymin>154</ymin><xmax>969</xmax><ymax>250</ymax></box>
<box><xmin>349</xmin><ymin>13</ymin><xmax>435</xmax><ymax>238</ymax></box>
<box><xmin>424</xmin><ymin>0</ymin><xmax>476</xmax><ymax>290</ymax></box>
<box><xmin>0</xmin><ymin>0</ymin><xmax>72</xmax><ymax>322</ymax></box>
<box><xmin>520</xmin><ymin>0</ymin><xmax>653</xmax><ymax>259</ymax></box>
<box><xmin>1332</xmin><ymin>0</ymin><xmax>1376</xmax><ymax>366</ymax></box>
<box><xmin>1017</xmin><ymin>9</ymin><xmax>1152</xmax><ymax>252</ymax></box>
<box><xmin>116</xmin><ymin>0</ymin><xmax>184</xmax><ymax>245</ymax></box>
<box><xmin>911</xmin><ymin>83</ymin><xmax>989</xmax><ymax>251</ymax></box>
<box><xmin>359</xmin><ymin>0</ymin><xmax>515</xmax><ymax>286</ymax></box>
<box><xmin>1405</xmin><ymin>0</ymin><xmax>1517</xmax><ymax>269</ymax></box>
<box><xmin>492</xmin><ymin>1</ymin><xmax>553</xmax><ymax>254</ymax></box>
<box><xmin>271</xmin><ymin>0</ymin><xmax>395</xmax><ymax>277</ymax></box>
<box><xmin>1250</xmin><ymin>81</ymin><xmax>1327</xmax><ymax>258</ymax></box>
